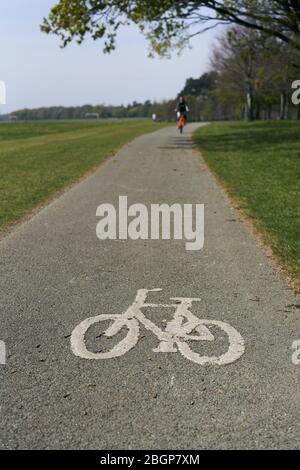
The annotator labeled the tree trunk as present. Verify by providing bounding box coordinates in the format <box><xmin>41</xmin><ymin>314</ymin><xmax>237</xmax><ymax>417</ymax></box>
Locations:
<box><xmin>255</xmin><ymin>103</ymin><xmax>261</xmax><ymax>120</ymax></box>
<box><xmin>279</xmin><ymin>92</ymin><xmax>287</xmax><ymax>120</ymax></box>
<box><xmin>245</xmin><ymin>90</ymin><xmax>254</xmax><ymax>121</ymax></box>
<box><xmin>285</xmin><ymin>101</ymin><xmax>289</xmax><ymax>120</ymax></box>
<box><xmin>267</xmin><ymin>104</ymin><xmax>272</xmax><ymax>120</ymax></box>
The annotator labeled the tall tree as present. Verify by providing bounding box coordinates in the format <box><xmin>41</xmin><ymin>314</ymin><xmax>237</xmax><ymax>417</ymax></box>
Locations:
<box><xmin>211</xmin><ymin>27</ymin><xmax>262</xmax><ymax>120</ymax></box>
<box><xmin>211</xmin><ymin>25</ymin><xmax>300</xmax><ymax>120</ymax></box>
<box><xmin>41</xmin><ymin>1</ymin><xmax>300</xmax><ymax>55</ymax></box>
<box><xmin>180</xmin><ymin>72</ymin><xmax>217</xmax><ymax>97</ymax></box>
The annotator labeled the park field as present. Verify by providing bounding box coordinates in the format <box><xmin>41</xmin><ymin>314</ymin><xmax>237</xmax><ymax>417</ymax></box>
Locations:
<box><xmin>0</xmin><ymin>119</ymin><xmax>167</xmax><ymax>232</ymax></box>
<box><xmin>194</xmin><ymin>121</ymin><xmax>300</xmax><ymax>290</ymax></box>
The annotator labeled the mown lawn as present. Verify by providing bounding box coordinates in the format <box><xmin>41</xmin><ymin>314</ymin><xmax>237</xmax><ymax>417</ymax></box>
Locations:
<box><xmin>194</xmin><ymin>121</ymin><xmax>300</xmax><ymax>290</ymax></box>
<box><xmin>0</xmin><ymin>120</ymin><xmax>167</xmax><ymax>231</ymax></box>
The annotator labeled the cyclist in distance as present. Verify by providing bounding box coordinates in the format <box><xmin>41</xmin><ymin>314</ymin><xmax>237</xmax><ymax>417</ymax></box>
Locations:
<box><xmin>175</xmin><ymin>95</ymin><xmax>189</xmax><ymax>122</ymax></box>
<box><xmin>175</xmin><ymin>95</ymin><xmax>189</xmax><ymax>133</ymax></box>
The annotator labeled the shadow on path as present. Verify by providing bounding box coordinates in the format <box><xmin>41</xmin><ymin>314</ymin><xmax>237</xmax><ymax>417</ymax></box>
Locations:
<box><xmin>158</xmin><ymin>136</ymin><xmax>196</xmax><ymax>151</ymax></box>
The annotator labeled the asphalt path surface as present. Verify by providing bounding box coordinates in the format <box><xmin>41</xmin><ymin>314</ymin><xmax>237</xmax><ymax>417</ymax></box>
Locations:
<box><xmin>0</xmin><ymin>124</ymin><xmax>299</xmax><ymax>449</ymax></box>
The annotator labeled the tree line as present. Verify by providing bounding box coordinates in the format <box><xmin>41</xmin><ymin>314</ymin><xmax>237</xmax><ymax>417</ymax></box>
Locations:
<box><xmin>36</xmin><ymin>0</ymin><xmax>300</xmax><ymax>122</ymax></box>
<box><xmin>6</xmin><ymin>24</ymin><xmax>300</xmax><ymax>123</ymax></box>
<box><xmin>151</xmin><ymin>25</ymin><xmax>300</xmax><ymax>122</ymax></box>
<box><xmin>8</xmin><ymin>101</ymin><xmax>153</xmax><ymax>121</ymax></box>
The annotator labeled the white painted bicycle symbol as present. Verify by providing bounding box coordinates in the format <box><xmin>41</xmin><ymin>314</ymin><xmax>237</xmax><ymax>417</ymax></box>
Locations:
<box><xmin>71</xmin><ymin>289</ymin><xmax>245</xmax><ymax>365</ymax></box>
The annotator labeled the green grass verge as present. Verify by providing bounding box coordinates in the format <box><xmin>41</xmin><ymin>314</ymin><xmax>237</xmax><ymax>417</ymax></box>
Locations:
<box><xmin>194</xmin><ymin>121</ymin><xmax>300</xmax><ymax>290</ymax></box>
<box><xmin>0</xmin><ymin>120</ymin><xmax>168</xmax><ymax>231</ymax></box>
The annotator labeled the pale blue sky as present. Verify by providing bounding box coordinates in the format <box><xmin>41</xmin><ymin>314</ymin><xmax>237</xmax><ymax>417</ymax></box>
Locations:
<box><xmin>0</xmin><ymin>0</ymin><xmax>220</xmax><ymax>113</ymax></box>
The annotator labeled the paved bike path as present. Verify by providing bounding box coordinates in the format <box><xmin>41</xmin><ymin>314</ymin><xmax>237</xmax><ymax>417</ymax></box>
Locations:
<box><xmin>0</xmin><ymin>124</ymin><xmax>299</xmax><ymax>449</ymax></box>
